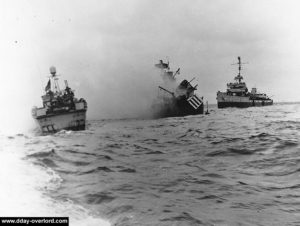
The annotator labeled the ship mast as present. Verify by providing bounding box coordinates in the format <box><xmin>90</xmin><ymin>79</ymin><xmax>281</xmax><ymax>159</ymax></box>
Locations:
<box><xmin>232</xmin><ymin>56</ymin><xmax>248</xmax><ymax>83</ymax></box>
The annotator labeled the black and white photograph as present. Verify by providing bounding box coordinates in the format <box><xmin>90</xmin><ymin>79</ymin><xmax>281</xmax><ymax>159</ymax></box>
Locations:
<box><xmin>1</xmin><ymin>0</ymin><xmax>300</xmax><ymax>225</ymax></box>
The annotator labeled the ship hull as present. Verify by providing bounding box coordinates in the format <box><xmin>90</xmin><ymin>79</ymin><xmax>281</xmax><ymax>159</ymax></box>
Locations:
<box><xmin>33</xmin><ymin>110</ymin><xmax>86</xmax><ymax>133</ymax></box>
<box><xmin>217</xmin><ymin>93</ymin><xmax>273</xmax><ymax>109</ymax></box>
<box><xmin>217</xmin><ymin>101</ymin><xmax>273</xmax><ymax>108</ymax></box>
<box><xmin>151</xmin><ymin>97</ymin><xmax>204</xmax><ymax>118</ymax></box>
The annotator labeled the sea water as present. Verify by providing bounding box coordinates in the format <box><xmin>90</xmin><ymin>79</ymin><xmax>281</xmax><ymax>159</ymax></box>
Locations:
<box><xmin>1</xmin><ymin>103</ymin><xmax>300</xmax><ymax>226</ymax></box>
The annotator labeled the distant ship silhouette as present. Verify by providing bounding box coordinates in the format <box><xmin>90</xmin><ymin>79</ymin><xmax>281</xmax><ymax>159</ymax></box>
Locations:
<box><xmin>217</xmin><ymin>57</ymin><xmax>273</xmax><ymax>108</ymax></box>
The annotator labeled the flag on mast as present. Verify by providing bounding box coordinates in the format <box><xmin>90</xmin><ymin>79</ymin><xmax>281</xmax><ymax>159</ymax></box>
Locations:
<box><xmin>45</xmin><ymin>79</ymin><xmax>51</xmax><ymax>92</ymax></box>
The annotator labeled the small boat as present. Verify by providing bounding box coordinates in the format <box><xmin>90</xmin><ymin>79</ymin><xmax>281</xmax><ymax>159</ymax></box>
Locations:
<box><xmin>32</xmin><ymin>66</ymin><xmax>87</xmax><ymax>133</ymax></box>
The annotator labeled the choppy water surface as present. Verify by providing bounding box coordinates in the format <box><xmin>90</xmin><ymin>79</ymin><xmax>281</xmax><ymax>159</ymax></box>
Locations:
<box><xmin>1</xmin><ymin>103</ymin><xmax>300</xmax><ymax>226</ymax></box>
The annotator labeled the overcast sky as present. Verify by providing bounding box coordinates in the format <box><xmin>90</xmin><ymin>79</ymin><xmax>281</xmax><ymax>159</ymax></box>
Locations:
<box><xmin>1</xmin><ymin>0</ymin><xmax>300</xmax><ymax>131</ymax></box>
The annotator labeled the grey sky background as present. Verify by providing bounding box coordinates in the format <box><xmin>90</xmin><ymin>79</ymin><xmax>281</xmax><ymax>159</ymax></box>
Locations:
<box><xmin>1</xmin><ymin>0</ymin><xmax>300</xmax><ymax>132</ymax></box>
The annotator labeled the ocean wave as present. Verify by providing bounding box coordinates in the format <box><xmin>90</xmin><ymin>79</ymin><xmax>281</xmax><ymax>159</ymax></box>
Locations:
<box><xmin>84</xmin><ymin>192</ymin><xmax>116</xmax><ymax>205</ymax></box>
<box><xmin>4</xmin><ymin>103</ymin><xmax>300</xmax><ymax>226</ymax></box>
<box><xmin>160</xmin><ymin>212</ymin><xmax>208</xmax><ymax>226</ymax></box>
<box><xmin>79</xmin><ymin>166</ymin><xmax>114</xmax><ymax>175</ymax></box>
<box><xmin>0</xmin><ymin>136</ymin><xmax>111</xmax><ymax>226</ymax></box>
<box><xmin>206</xmin><ymin>147</ymin><xmax>262</xmax><ymax>156</ymax></box>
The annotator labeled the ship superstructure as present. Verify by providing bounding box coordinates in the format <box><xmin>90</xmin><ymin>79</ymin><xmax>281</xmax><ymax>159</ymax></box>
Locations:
<box><xmin>217</xmin><ymin>57</ymin><xmax>273</xmax><ymax>108</ymax></box>
<box><xmin>151</xmin><ymin>60</ymin><xmax>204</xmax><ymax>118</ymax></box>
<box><xmin>32</xmin><ymin>66</ymin><xmax>87</xmax><ymax>133</ymax></box>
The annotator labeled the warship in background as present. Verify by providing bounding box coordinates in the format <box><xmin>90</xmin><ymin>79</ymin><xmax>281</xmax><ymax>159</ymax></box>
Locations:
<box><xmin>32</xmin><ymin>66</ymin><xmax>87</xmax><ymax>133</ymax></box>
<box><xmin>217</xmin><ymin>57</ymin><xmax>273</xmax><ymax>108</ymax></box>
<box><xmin>151</xmin><ymin>60</ymin><xmax>204</xmax><ymax>118</ymax></box>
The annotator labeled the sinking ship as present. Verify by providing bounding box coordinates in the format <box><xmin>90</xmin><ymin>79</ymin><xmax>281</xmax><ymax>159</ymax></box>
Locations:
<box><xmin>32</xmin><ymin>66</ymin><xmax>87</xmax><ymax>133</ymax></box>
<box><xmin>217</xmin><ymin>57</ymin><xmax>273</xmax><ymax>108</ymax></box>
<box><xmin>151</xmin><ymin>60</ymin><xmax>204</xmax><ymax>118</ymax></box>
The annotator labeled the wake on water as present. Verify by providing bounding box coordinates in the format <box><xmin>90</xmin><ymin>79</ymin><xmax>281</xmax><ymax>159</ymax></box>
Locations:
<box><xmin>0</xmin><ymin>134</ymin><xmax>110</xmax><ymax>226</ymax></box>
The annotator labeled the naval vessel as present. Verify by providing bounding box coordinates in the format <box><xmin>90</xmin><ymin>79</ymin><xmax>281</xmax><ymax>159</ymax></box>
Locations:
<box><xmin>217</xmin><ymin>57</ymin><xmax>273</xmax><ymax>108</ymax></box>
<box><xmin>151</xmin><ymin>60</ymin><xmax>204</xmax><ymax>118</ymax></box>
<box><xmin>32</xmin><ymin>66</ymin><xmax>87</xmax><ymax>133</ymax></box>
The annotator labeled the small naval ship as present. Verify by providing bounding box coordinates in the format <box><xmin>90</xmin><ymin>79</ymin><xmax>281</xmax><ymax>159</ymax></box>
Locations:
<box><xmin>151</xmin><ymin>60</ymin><xmax>204</xmax><ymax>118</ymax></box>
<box><xmin>217</xmin><ymin>57</ymin><xmax>273</xmax><ymax>108</ymax></box>
<box><xmin>32</xmin><ymin>66</ymin><xmax>87</xmax><ymax>133</ymax></box>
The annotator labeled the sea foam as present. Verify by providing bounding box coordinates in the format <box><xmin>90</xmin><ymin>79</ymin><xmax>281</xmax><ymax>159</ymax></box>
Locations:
<box><xmin>0</xmin><ymin>135</ymin><xmax>110</xmax><ymax>226</ymax></box>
